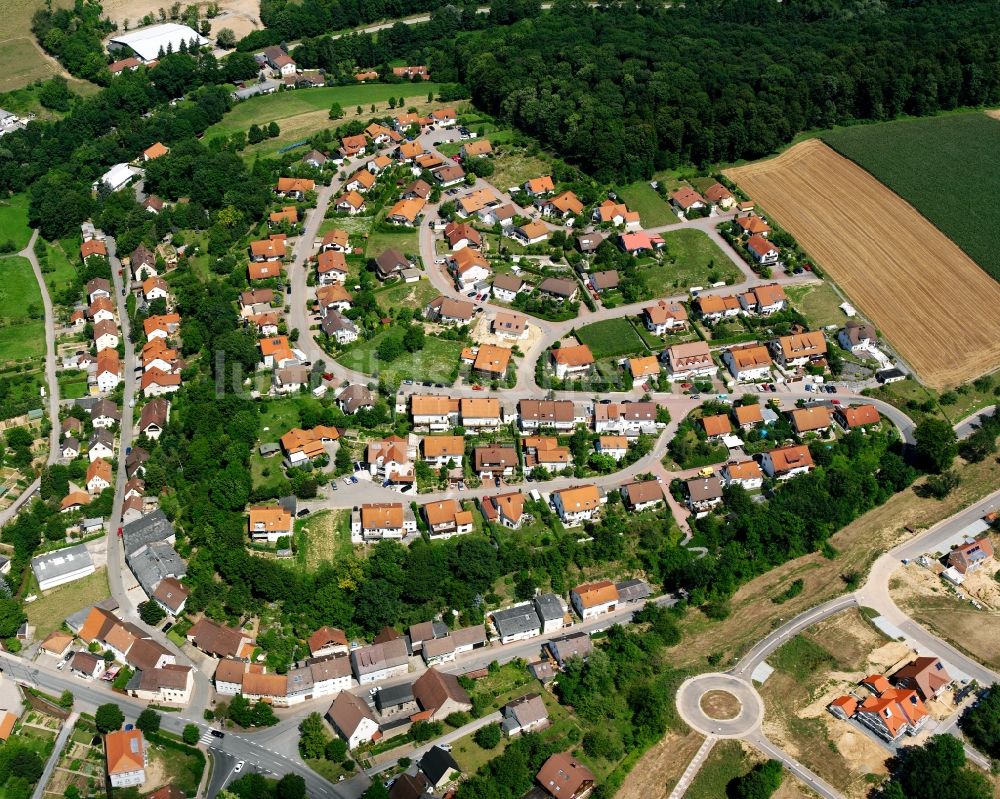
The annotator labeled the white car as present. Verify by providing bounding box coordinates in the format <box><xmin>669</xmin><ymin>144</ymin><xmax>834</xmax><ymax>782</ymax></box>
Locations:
<box><xmin>234</xmin><ymin>761</ymin><xmax>245</xmax><ymax>774</ymax></box>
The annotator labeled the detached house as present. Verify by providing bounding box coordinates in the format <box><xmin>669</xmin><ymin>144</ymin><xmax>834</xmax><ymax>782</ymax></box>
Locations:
<box><xmin>571</xmin><ymin>580</ymin><xmax>619</xmax><ymax>619</ymax></box>
<box><xmin>790</xmin><ymin>406</ymin><xmax>833</xmax><ymax>435</ymax></box>
<box><xmin>316</xmin><ymin>250</ymin><xmax>348</xmax><ymax>285</ymax></box>
<box><xmin>248</xmin><ymin>505</ymin><xmax>293</xmax><ymax>543</ymax></box>
<box><xmin>105</xmin><ymin>729</ymin><xmax>146</xmax><ymax>789</ymax></box>
<box><xmin>747</xmin><ymin>235</ymin><xmax>779</xmax><ymax>265</ymax></box>
<box><xmin>422</xmin><ymin>499</ymin><xmax>474</xmax><ymax>539</ymax></box>
<box><xmin>480</xmin><ymin>491</ymin><xmax>526</xmax><ymax>529</ymax></box>
<box><xmin>686</xmin><ymin>477</ymin><xmax>723</xmax><ymax>514</ymax></box>
<box><xmin>671</xmin><ymin>187</ymin><xmax>705</xmax><ymax>214</ymax></box>
<box><xmin>335</xmin><ymin>191</ymin><xmax>367</xmax><ymax>215</ymax></box>
<box><xmin>723</xmin><ymin>459</ymin><xmax>763</xmax><ymax>490</ymax></box>
<box><xmin>894</xmin><ymin>657</ymin><xmax>952</xmax><ymax>701</ymax></box>
<box><xmin>524</xmin><ymin>176</ymin><xmax>554</xmax><ymax>196</ymax></box>
<box><xmin>761</xmin><ymin>444</ymin><xmax>814</xmax><ymax>479</ymax></box>
<box><xmin>772</xmin><ymin>331</ymin><xmax>827</xmax><ymax>367</ymax></box>
<box><xmin>855</xmin><ymin>684</ymin><xmax>928</xmax><ymax>742</ymax></box>
<box><xmin>328</xmin><ymin>691</ymin><xmax>379</xmax><ymax>749</ymax></box>
<box><xmin>492</xmin><ymin>274</ymin><xmax>525</xmax><ymax>304</ymax></box>
<box><xmin>351</xmin><ymin>503</ymin><xmax>417</xmax><ymax>542</ymax></box>
<box><xmin>421</xmin><ymin>435</ymin><xmax>464</xmax><ymax>468</ymax></box>
<box><xmin>474</xmin><ymin>446</ymin><xmax>518</xmax><ymax>479</ymax></box>
<box><xmin>644</xmin><ymin>300</ymin><xmax>688</xmax><ymax>334</ymax></box>
<box><xmin>350</xmin><ymin>637</ymin><xmax>409</xmax><ymax>684</ymax></box>
<box><xmin>411</xmin><ymin>394</ymin><xmax>460</xmax><ymax>431</ymax></box>
<box><xmin>551</xmin><ymin>344</ymin><xmax>594</xmax><ymax>380</ymax></box>
<box><xmin>552</xmin><ymin>485</ymin><xmax>603</xmax><ymax>526</ymax></box>
<box><xmin>450</xmin><ymin>248</ymin><xmax>491</xmax><ymax>289</ymax></box>
<box><xmin>460</xmin><ymin>397</ymin><xmax>501</xmax><ymax>430</ymax></box>
<box><xmin>275</xmin><ymin>177</ymin><xmax>315</xmax><ymax>200</ymax></box>
<box><xmin>948</xmin><ymin>536</ymin><xmax>994</xmax><ymax>575</ymax></box>
<box><xmin>537</xmin><ymin>754</ymin><xmax>594</xmax><ymax>799</ymax></box>
<box><xmin>839</xmin><ymin>321</ymin><xmax>878</xmax><ymax>355</ymax></box>
<box><xmin>740</xmin><ymin>283</ymin><xmax>786</xmax><ymax>315</ymax></box>
<box><xmin>723</xmin><ymin>344</ymin><xmax>772</xmax><ymax>382</ymax></box>
<box><xmin>620</xmin><ymin>480</ymin><xmax>663</xmax><ymax>512</ymax></box>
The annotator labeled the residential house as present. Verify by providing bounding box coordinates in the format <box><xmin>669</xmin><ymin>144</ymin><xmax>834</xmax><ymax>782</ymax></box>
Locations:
<box><xmin>747</xmin><ymin>235</ymin><xmax>779</xmax><ymax>265</ymax></box>
<box><xmin>345</xmin><ymin>169</ymin><xmax>377</xmax><ymax>193</ymax></box>
<box><xmin>894</xmin><ymin>657</ymin><xmax>952</xmax><ymax>701</ymax></box>
<box><xmin>308</xmin><ymin>626</ymin><xmax>349</xmax><ymax>659</ymax></box>
<box><xmin>474</xmin><ymin>446</ymin><xmax>517</xmax><ymax>479</ymax></box>
<box><xmin>131</xmin><ymin>245</ymin><xmax>156</xmax><ymax>281</ymax></box>
<box><xmin>316</xmin><ymin>250</ymin><xmax>348</xmax><ymax>285</ymax></box>
<box><xmin>479</xmin><ymin>203</ymin><xmax>516</xmax><ymax>227</ymax></box>
<box><xmin>789</xmin><ymin>406</ymin><xmax>832</xmax><ymax>435</ymax></box>
<box><xmin>86</xmin><ymin>459</ymin><xmax>113</xmax><ymax>494</ymax></box>
<box><xmin>722</xmin><ymin>460</ymin><xmax>764</xmax><ymax>490</ymax></box>
<box><xmin>214</xmin><ymin>659</ymin><xmax>246</xmax><ymax>696</ymax></box>
<box><xmin>412</xmin><ymin>667</ymin><xmax>472</xmax><ymax>720</ymax></box>
<box><xmin>457</xmin><ymin>188</ymin><xmax>498</xmax><ymax>217</ymax></box>
<box><xmin>703</xmin><ymin>183</ymin><xmax>734</xmax><ymax>209</ymax></box>
<box><xmin>350</xmin><ymin>503</ymin><xmax>417</xmax><ymax>542</ymax></box>
<box><xmin>735</xmin><ymin>215</ymin><xmax>770</xmax><ymax>237</ymax></box>
<box><xmin>664</xmin><ymin>341</ymin><xmax>717</xmax><ymax>381</ymax></box>
<box><xmin>275</xmin><ymin>177</ymin><xmax>315</xmax><ymax>199</ymax></box>
<box><xmin>350</xmin><ymin>637</ymin><xmax>409</xmax><ymax>684</ymax></box>
<box><xmin>335</xmin><ymin>191</ymin><xmax>367</xmax><ymax>215</ymax></box>
<box><xmin>616</xmin><ymin>578</ymin><xmax>651</xmax><ymax>604</ymax></box>
<box><xmin>143</xmin><ymin>313</ymin><xmax>180</xmax><ymax>340</ymax></box>
<box><xmin>733</xmin><ymin>403</ymin><xmax>764</xmax><ymax>430</ymax></box>
<box><xmin>141</xmin><ymin>368</ymin><xmax>181</xmax><ymax>398</ymax></box>
<box><xmin>761</xmin><ymin>444</ymin><xmax>814</xmax><ymax>479</ymax></box>
<box><xmin>89</xmin><ymin>430</ymin><xmax>115</xmax><ymax>462</ymax></box>
<box><xmin>105</xmin><ymin>729</ymin><xmax>146</xmax><ymax>788</ymax></box>
<box><xmin>186</xmin><ymin>617</ymin><xmax>251</xmax><ymax>659</ymax></box>
<box><xmin>629</xmin><ymin>355</ymin><xmax>660</xmax><ymax>381</ymax></box>
<box><xmin>248</xmin><ymin>505</ymin><xmax>293</xmax><ymax>543</ymax></box>
<box><xmin>533</xmin><ymin>593</ymin><xmax>566</xmax><ymax>634</ymax></box>
<box><xmin>366</xmin><ymin>435</ymin><xmax>413</xmax><ymax>484</ymax></box>
<box><xmin>546</xmin><ymin>632</ymin><xmax>593</xmax><ymax>667</ymax></box>
<box><xmin>594</xmin><ymin>200</ymin><xmax>641</xmax><ymax>230</ymax></box>
<box><xmin>96</xmin><ymin>350</ymin><xmax>122</xmax><ymax>392</ymax></box>
<box><xmin>280</xmin><ymin>426</ymin><xmax>339</xmax><ymax>466</ymax></box>
<box><xmin>686</xmin><ymin>477</ymin><xmax>723</xmax><ymax>513</ymax></box>
<box><xmin>536</xmin><ymin>277</ymin><xmax>579</xmax><ymax>302</ymax></box>
<box><xmin>839</xmin><ymin>322</ymin><xmax>878</xmax><ymax>355</ymax></box>
<box><xmin>551</xmin><ymin>344</ymin><xmax>594</xmax><ymax>380</ymax></box>
<box><xmin>856</xmin><ymin>686</ymin><xmax>928</xmax><ymax>742</ymax></box>
<box><xmin>328</xmin><ymin>691</ymin><xmax>380</xmax><ymax>749</ymax></box>
<box><xmin>81</xmin><ymin>239</ymin><xmax>108</xmax><ymax>261</ymax></box>
<box><xmin>421</xmin><ymin>435</ymin><xmax>464</xmax><ymax>468</ymax></box>
<box><xmin>518</xmin><ymin>399</ymin><xmax>578</xmax><ymax>431</ymax></box>
<box><xmin>571</xmin><ymin>580</ymin><xmax>618</xmax><ymax>619</ymax></box>
<box><xmin>374</xmin><ymin>249</ymin><xmax>410</xmax><ymax>280</ymax></box>
<box><xmin>138</xmin><ymin>398</ymin><xmax>170</xmax><ymax>440</ymax></box>
<box><xmin>620</xmin><ymin>480</ymin><xmax>663</xmax><ymax>512</ymax></box>
<box><xmin>411</xmin><ymin>395</ymin><xmax>460</xmax><ymax>431</ymax></box>
<box><xmin>479</xmin><ymin>492</ymin><xmax>526</xmax><ymax>529</ymax></box>
<box><xmin>501</xmin><ymin>694</ymin><xmax>549</xmax><ymax>736</ymax></box>
<box><xmin>70</xmin><ymin>651</ymin><xmax>106</xmax><ymax>679</ymax></box>
<box><xmin>470</xmin><ymin>344</ymin><xmax>512</xmax><ymax>379</ymax></box>
<box><xmin>461</xmin><ymin>139</ymin><xmax>493</xmax><ymax>158</ymax></box>
<box><xmin>524</xmin><ymin>176</ymin><xmax>555</xmax><ymax>196</ymax></box>
<box><xmin>422</xmin><ymin>500</ymin><xmax>474</xmax><ymax>539</ymax></box>
<box><xmin>522</xmin><ymin>437</ymin><xmax>571</xmax><ymax>473</ymax></box>
<box><xmin>592</xmin><ymin>402</ymin><xmax>659</xmax><ymax>436</ymax></box>
<box><xmin>88</xmin><ymin>297</ymin><xmax>116</xmax><ymax>324</ymax></box>
<box><xmin>694</xmin><ymin>293</ymin><xmax>741</xmax><ymax>323</ymax></box>
<box><xmin>596</xmin><ymin>435</ymin><xmax>628</xmax><ymax>460</ymax></box>
<box><xmin>552</xmin><ymin>485</ymin><xmax>604</xmax><ymax>526</ymax></box>
<box><xmin>315</xmin><ymin>284</ymin><xmax>353</xmax><ymax>313</ymax></box>
<box><xmin>671</xmin><ymin>187</ymin><xmax>705</xmax><ymax>214</ymax></box>
<box><xmin>492</xmin><ymin>274</ymin><xmax>525</xmax><ymax>303</ymax></box>
<box><xmin>537</xmin><ymin>753</ymin><xmax>594</xmax><ymax>799</ymax></box>
<box><xmin>576</xmin><ymin>231</ymin><xmax>607</xmax><ymax>254</ymax></box>
<box><xmin>320</xmin><ymin>311</ymin><xmax>358</xmax><ymax>345</ymax></box>
<box><xmin>259</xmin><ymin>335</ymin><xmax>297</xmax><ymax>369</ymax></box>
<box><xmin>263</xmin><ymin>45</ymin><xmax>296</xmax><ymax>76</ymax></box>
<box><xmin>86</xmin><ymin>278</ymin><xmax>112</xmax><ymax>303</ymax></box>
<box><xmin>444</xmin><ymin>222</ymin><xmax>482</xmax><ymax>251</ymax></box>
<box><xmin>491</xmin><ymin>603</ymin><xmax>542</xmax><ymax>644</ymax></box>
<box><xmin>368</xmin><ymin>154</ymin><xmax>393</xmax><ymax>174</ymax></box>
<box><xmin>740</xmin><ymin>283</ymin><xmax>787</xmax><ymax>315</ymax></box>
<box><xmin>91</xmin><ymin>399</ymin><xmax>120</xmax><ymax>428</ymax></box>
<box><xmin>426</xmin><ymin>296</ymin><xmax>474</xmax><ymax>325</ymax></box>
<box><xmin>142</xmin><ymin>277</ymin><xmax>169</xmax><ymax>304</ymax></box>
<box><xmin>152</xmin><ymin>576</ymin><xmax>189</xmax><ymax>616</ymax></box>
<box><xmin>127</xmin><ymin>664</ymin><xmax>194</xmax><ymax>705</ymax></box>
<box><xmin>61</xmin><ymin>437</ymin><xmax>80</xmax><ymax>459</ymax></box>
<box><xmin>723</xmin><ymin>344</ymin><xmax>772</xmax><ymax>382</ymax></box>
<box><xmin>249</xmin><ymin>234</ymin><xmax>287</xmax><ymax>262</ymax></box>
<box><xmin>387</xmin><ymin>198</ymin><xmax>425</xmax><ymax>226</ymax></box>
<box><xmin>948</xmin><ymin>536</ymin><xmax>994</xmax><ymax>574</ymax></box>
<box><xmin>460</xmin><ymin>398</ymin><xmax>501</xmax><ymax>430</ymax></box>
<box><xmin>643</xmin><ymin>300</ymin><xmax>689</xmax><ymax>334</ymax></box>
<box><xmin>772</xmin><ymin>331</ymin><xmax>828</xmax><ymax>367</ymax></box>
<box><xmin>834</xmin><ymin>404</ymin><xmax>881</xmax><ymax>431</ymax></box>
<box><xmin>619</xmin><ymin>231</ymin><xmax>665</xmax><ymax>255</ymax></box>
<box><xmin>493</xmin><ymin>312</ymin><xmax>528</xmax><ymax>339</ymax></box>
<box><xmin>419</xmin><ymin>746</ymin><xmax>462</xmax><ymax>790</ymax></box>
<box><xmin>403</xmin><ymin>179</ymin><xmax>431</xmax><ymax>200</ymax></box>
<box><xmin>340</xmin><ymin>134</ymin><xmax>367</xmax><ymax>157</ymax></box>
<box><xmin>320</xmin><ymin>230</ymin><xmax>350</xmax><ymax>253</ymax></box>
<box><xmin>538</xmin><ymin>191</ymin><xmax>583</xmax><ymax>219</ymax></box>
<box><xmin>301</xmin><ymin>149</ymin><xmax>328</xmax><ymax>168</ymax></box>
<box><xmin>392</xmin><ymin>65</ymin><xmax>429</xmax><ymax>79</ymax></box>
<box><xmin>93</xmin><ymin>320</ymin><xmax>119</xmax><ymax>352</ymax></box>
<box><xmin>450</xmin><ymin>248</ymin><xmax>491</xmax><ymax>289</ymax></box>
<box><xmin>590</xmin><ymin>270</ymin><xmax>619</xmax><ymax>293</ymax></box>
<box><xmin>338</xmin><ymin>384</ymin><xmax>375</xmax><ymax>415</ymax></box>
<box><xmin>433</xmin><ymin>164</ymin><xmax>465</xmax><ymax>187</ymax></box>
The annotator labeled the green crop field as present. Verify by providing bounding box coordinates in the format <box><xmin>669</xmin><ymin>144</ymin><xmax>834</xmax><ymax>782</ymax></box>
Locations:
<box><xmin>823</xmin><ymin>112</ymin><xmax>1000</xmax><ymax>281</ymax></box>
<box><xmin>205</xmin><ymin>83</ymin><xmax>443</xmax><ymax>140</ymax></box>
<box><xmin>574</xmin><ymin>318</ymin><xmax>647</xmax><ymax>359</ymax></box>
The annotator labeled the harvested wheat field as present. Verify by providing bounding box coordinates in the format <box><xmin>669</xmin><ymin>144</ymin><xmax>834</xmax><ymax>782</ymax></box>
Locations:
<box><xmin>725</xmin><ymin>139</ymin><xmax>1000</xmax><ymax>389</ymax></box>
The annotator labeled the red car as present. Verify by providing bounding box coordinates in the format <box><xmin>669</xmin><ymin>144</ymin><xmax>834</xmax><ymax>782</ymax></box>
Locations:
<box><xmin>117</xmin><ymin>527</ymin><xmax>123</xmax><ymax>538</ymax></box>
<box><xmin>472</xmin><ymin>384</ymin><xmax>485</xmax><ymax>391</ymax></box>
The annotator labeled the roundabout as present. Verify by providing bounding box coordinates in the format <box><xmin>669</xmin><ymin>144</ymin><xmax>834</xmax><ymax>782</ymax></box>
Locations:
<box><xmin>676</xmin><ymin>673</ymin><xmax>765</xmax><ymax>738</ymax></box>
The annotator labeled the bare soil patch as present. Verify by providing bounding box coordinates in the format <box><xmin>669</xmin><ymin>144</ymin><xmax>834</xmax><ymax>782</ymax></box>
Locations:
<box><xmin>615</xmin><ymin>729</ymin><xmax>705</xmax><ymax>799</ymax></box>
<box><xmin>101</xmin><ymin>0</ymin><xmax>261</xmax><ymax>36</ymax></box>
<box><xmin>725</xmin><ymin>139</ymin><xmax>1000</xmax><ymax>389</ymax></box>
<box><xmin>986</xmin><ymin>109</ymin><xmax>1000</xmax><ymax>122</ymax></box>
<box><xmin>700</xmin><ymin>690</ymin><xmax>741</xmax><ymax>720</ymax></box>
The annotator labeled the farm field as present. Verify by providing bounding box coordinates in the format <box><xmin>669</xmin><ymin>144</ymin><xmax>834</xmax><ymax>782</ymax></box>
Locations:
<box><xmin>823</xmin><ymin>112</ymin><xmax>1000</xmax><ymax>282</ymax></box>
<box><xmin>205</xmin><ymin>83</ymin><xmax>443</xmax><ymax>140</ymax></box>
<box><xmin>574</xmin><ymin>318</ymin><xmax>647</xmax><ymax>359</ymax></box>
<box><xmin>337</xmin><ymin>330</ymin><xmax>462</xmax><ymax>385</ymax></box>
<box><xmin>0</xmin><ymin>255</ymin><xmax>46</xmax><ymax>362</ymax></box>
<box><xmin>725</xmin><ymin>139</ymin><xmax>1000</xmax><ymax>389</ymax></box>
<box><xmin>616</xmin><ymin>181</ymin><xmax>677</xmax><ymax>228</ymax></box>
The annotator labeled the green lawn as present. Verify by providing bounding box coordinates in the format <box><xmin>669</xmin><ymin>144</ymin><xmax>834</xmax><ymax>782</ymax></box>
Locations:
<box><xmin>658</xmin><ymin>228</ymin><xmax>743</xmax><ymax>291</ymax></box>
<box><xmin>574</xmin><ymin>318</ymin><xmax>648</xmax><ymax>359</ymax></box>
<box><xmin>0</xmin><ymin>194</ymin><xmax>31</xmax><ymax>251</ymax></box>
<box><xmin>42</xmin><ymin>238</ymin><xmax>78</xmax><ymax>301</ymax></box>
<box><xmin>617</xmin><ymin>181</ymin><xmax>677</xmax><ymax>228</ymax></box>
<box><xmin>258</xmin><ymin>396</ymin><xmax>326</xmax><ymax>443</ymax></box>
<box><xmin>250</xmin><ymin>451</ymin><xmax>288</xmax><ymax>494</ymax></box>
<box><xmin>57</xmin><ymin>370</ymin><xmax>89</xmax><ymax>400</ymax></box>
<box><xmin>365</xmin><ymin>227</ymin><xmax>420</xmax><ymax>261</ymax></box>
<box><xmin>0</xmin><ymin>255</ymin><xmax>45</xmax><ymax>362</ymax></box>
<box><xmin>490</xmin><ymin>152</ymin><xmax>551</xmax><ymax>193</ymax></box>
<box><xmin>376</xmin><ymin>276</ymin><xmax>438</xmax><ymax>309</ymax></box>
<box><xmin>823</xmin><ymin>112</ymin><xmax>1000</xmax><ymax>282</ymax></box>
<box><xmin>786</xmin><ymin>282</ymin><xmax>849</xmax><ymax>329</ymax></box>
<box><xmin>338</xmin><ymin>329</ymin><xmax>462</xmax><ymax>385</ymax></box>
<box><xmin>206</xmin><ymin>83</ymin><xmax>443</xmax><ymax>139</ymax></box>
<box><xmin>684</xmin><ymin>740</ymin><xmax>755</xmax><ymax>799</ymax></box>
<box><xmin>26</xmin><ymin>568</ymin><xmax>110</xmax><ymax>640</ymax></box>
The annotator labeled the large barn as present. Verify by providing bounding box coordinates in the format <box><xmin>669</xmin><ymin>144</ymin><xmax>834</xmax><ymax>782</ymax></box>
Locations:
<box><xmin>108</xmin><ymin>23</ymin><xmax>209</xmax><ymax>62</ymax></box>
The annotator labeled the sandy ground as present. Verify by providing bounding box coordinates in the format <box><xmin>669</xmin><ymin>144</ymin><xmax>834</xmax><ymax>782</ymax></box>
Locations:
<box><xmin>892</xmin><ymin>556</ymin><xmax>1000</xmax><ymax>611</ymax></box>
<box><xmin>102</xmin><ymin>0</ymin><xmax>261</xmax><ymax>38</ymax></box>
<box><xmin>616</xmin><ymin>729</ymin><xmax>705</xmax><ymax>799</ymax></box>
<box><xmin>986</xmin><ymin>109</ymin><xmax>1000</xmax><ymax>122</ymax></box>
<box><xmin>471</xmin><ymin>314</ymin><xmax>542</xmax><ymax>352</ymax></box>
<box><xmin>701</xmin><ymin>690</ymin><xmax>741</xmax><ymax>720</ymax></box>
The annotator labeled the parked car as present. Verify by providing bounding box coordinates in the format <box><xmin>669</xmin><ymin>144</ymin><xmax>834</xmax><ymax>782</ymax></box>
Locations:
<box><xmin>297</xmin><ymin>508</ymin><xmax>311</xmax><ymax>517</ymax></box>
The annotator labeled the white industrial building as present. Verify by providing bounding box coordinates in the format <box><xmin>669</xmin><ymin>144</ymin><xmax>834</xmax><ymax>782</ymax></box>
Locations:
<box><xmin>31</xmin><ymin>543</ymin><xmax>95</xmax><ymax>591</ymax></box>
<box><xmin>108</xmin><ymin>23</ymin><xmax>209</xmax><ymax>62</ymax></box>
<box><xmin>94</xmin><ymin>163</ymin><xmax>142</xmax><ymax>193</ymax></box>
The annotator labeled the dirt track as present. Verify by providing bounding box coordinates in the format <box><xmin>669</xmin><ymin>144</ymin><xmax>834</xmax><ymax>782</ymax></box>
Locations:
<box><xmin>725</xmin><ymin>139</ymin><xmax>1000</xmax><ymax>389</ymax></box>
